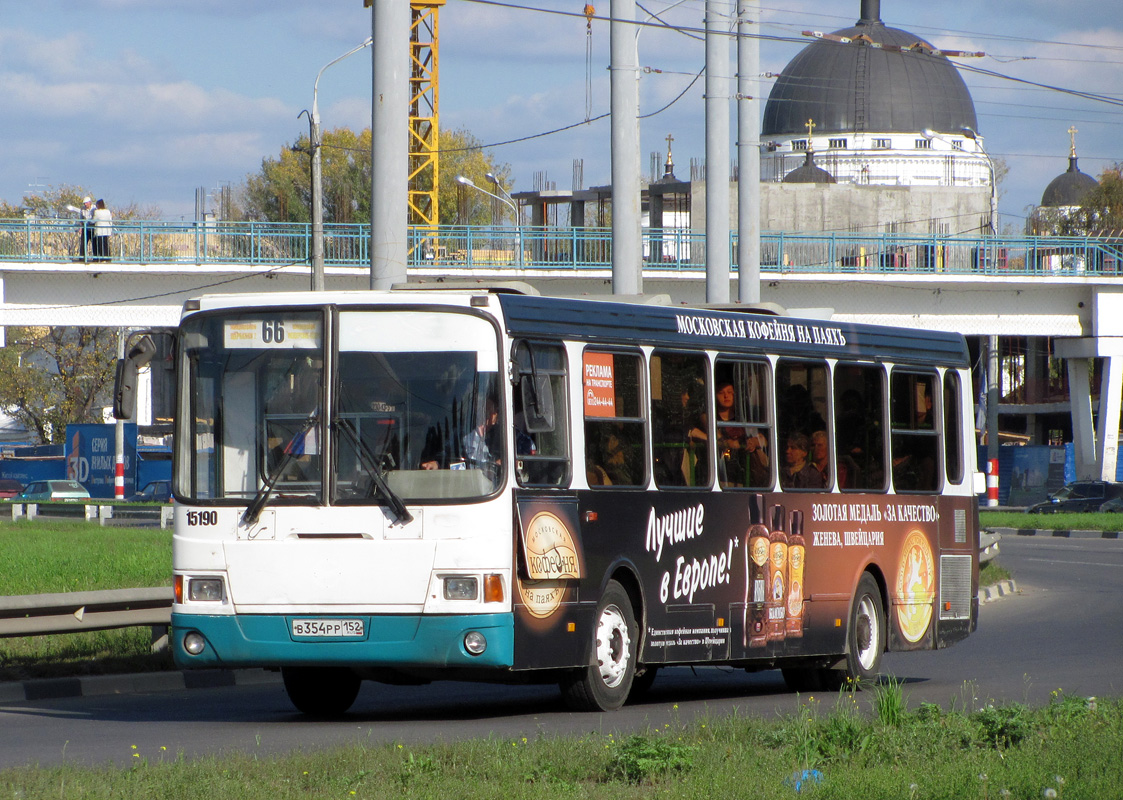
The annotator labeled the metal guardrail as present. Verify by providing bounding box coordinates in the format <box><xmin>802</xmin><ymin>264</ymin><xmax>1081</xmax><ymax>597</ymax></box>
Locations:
<box><xmin>9</xmin><ymin>502</ymin><xmax>173</xmax><ymax>528</ymax></box>
<box><xmin>3</xmin><ymin>218</ymin><xmax>1123</xmax><ymax>277</ymax></box>
<box><xmin>0</xmin><ymin>587</ymin><xmax>172</xmax><ymax>643</ymax></box>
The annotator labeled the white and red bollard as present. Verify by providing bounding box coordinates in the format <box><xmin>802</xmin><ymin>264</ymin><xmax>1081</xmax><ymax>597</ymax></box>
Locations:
<box><xmin>986</xmin><ymin>458</ymin><xmax>999</xmax><ymax>507</ymax></box>
<box><xmin>115</xmin><ymin>453</ymin><xmax>125</xmax><ymax>500</ymax></box>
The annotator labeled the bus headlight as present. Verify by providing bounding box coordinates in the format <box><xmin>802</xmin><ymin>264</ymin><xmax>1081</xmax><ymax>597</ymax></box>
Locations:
<box><xmin>188</xmin><ymin>578</ymin><xmax>224</xmax><ymax>602</ymax></box>
<box><xmin>443</xmin><ymin>576</ymin><xmax>478</xmax><ymax>601</ymax></box>
<box><xmin>463</xmin><ymin>631</ymin><xmax>487</xmax><ymax>655</ymax></box>
<box><xmin>183</xmin><ymin>632</ymin><xmax>207</xmax><ymax>656</ymax></box>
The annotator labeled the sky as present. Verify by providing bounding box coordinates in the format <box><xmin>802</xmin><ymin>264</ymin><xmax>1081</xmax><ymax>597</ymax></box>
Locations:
<box><xmin>3</xmin><ymin>0</ymin><xmax>1122</xmax><ymax>233</ymax></box>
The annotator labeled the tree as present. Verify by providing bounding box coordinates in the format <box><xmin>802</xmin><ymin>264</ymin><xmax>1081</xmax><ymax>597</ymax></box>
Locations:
<box><xmin>235</xmin><ymin>126</ymin><xmax>511</xmax><ymax>226</ymax></box>
<box><xmin>437</xmin><ymin>127</ymin><xmax>513</xmax><ymax>226</ymax></box>
<box><xmin>0</xmin><ymin>327</ymin><xmax>120</xmax><ymax>444</ymax></box>
<box><xmin>238</xmin><ymin>128</ymin><xmax>373</xmax><ymax>224</ymax></box>
<box><xmin>0</xmin><ymin>185</ymin><xmax>160</xmax><ymax>221</ymax></box>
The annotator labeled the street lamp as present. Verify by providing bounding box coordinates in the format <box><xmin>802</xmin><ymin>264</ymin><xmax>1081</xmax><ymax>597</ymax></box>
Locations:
<box><xmin>456</xmin><ymin>175</ymin><xmax>524</xmax><ymax>268</ymax></box>
<box><xmin>486</xmin><ymin>172</ymin><xmax>525</xmax><ymax>268</ymax></box>
<box><xmin>306</xmin><ymin>37</ymin><xmax>372</xmax><ymax>291</ymax></box>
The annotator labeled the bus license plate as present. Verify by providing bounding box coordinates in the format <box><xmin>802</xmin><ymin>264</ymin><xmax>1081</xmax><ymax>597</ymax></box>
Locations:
<box><xmin>291</xmin><ymin>619</ymin><xmax>365</xmax><ymax>638</ymax></box>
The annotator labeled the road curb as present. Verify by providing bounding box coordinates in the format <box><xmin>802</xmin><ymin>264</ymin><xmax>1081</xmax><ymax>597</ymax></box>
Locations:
<box><xmin>987</xmin><ymin>527</ymin><xmax>1121</xmax><ymax>540</ymax></box>
<box><xmin>979</xmin><ymin>579</ymin><xmax>1017</xmax><ymax>604</ymax></box>
<box><xmin>0</xmin><ymin>668</ymin><xmax>279</xmax><ymax>705</ymax></box>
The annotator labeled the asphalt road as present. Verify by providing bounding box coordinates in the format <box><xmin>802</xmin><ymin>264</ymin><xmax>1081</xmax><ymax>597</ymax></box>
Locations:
<box><xmin>1</xmin><ymin>534</ymin><xmax>1119</xmax><ymax>770</ymax></box>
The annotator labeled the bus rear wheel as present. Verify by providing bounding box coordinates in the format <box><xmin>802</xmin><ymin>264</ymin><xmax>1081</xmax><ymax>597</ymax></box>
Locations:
<box><xmin>561</xmin><ymin>580</ymin><xmax>637</xmax><ymax>711</ymax></box>
<box><xmin>282</xmin><ymin>666</ymin><xmax>361</xmax><ymax>717</ymax></box>
<box><xmin>843</xmin><ymin>573</ymin><xmax>885</xmax><ymax>685</ymax></box>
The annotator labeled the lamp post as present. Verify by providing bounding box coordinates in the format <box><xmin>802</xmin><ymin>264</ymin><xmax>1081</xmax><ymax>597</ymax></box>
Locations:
<box><xmin>307</xmin><ymin>37</ymin><xmax>372</xmax><ymax>291</ymax></box>
<box><xmin>456</xmin><ymin>175</ymin><xmax>524</xmax><ymax>268</ymax></box>
<box><xmin>486</xmin><ymin>172</ymin><xmax>524</xmax><ymax>269</ymax></box>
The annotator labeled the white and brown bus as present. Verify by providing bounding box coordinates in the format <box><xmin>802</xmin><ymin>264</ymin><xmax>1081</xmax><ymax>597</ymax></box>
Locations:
<box><xmin>121</xmin><ymin>286</ymin><xmax>980</xmax><ymax>715</ymax></box>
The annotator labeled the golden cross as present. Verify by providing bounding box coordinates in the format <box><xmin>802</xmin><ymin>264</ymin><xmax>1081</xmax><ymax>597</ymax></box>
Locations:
<box><xmin>806</xmin><ymin>119</ymin><xmax>816</xmax><ymax>138</ymax></box>
<box><xmin>1068</xmin><ymin>125</ymin><xmax>1078</xmax><ymax>158</ymax></box>
<box><xmin>665</xmin><ymin>133</ymin><xmax>674</xmax><ymax>157</ymax></box>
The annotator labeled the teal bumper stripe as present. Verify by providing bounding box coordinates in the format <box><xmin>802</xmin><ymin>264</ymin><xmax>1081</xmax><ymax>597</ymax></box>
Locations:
<box><xmin>172</xmin><ymin>612</ymin><xmax>514</xmax><ymax>671</ymax></box>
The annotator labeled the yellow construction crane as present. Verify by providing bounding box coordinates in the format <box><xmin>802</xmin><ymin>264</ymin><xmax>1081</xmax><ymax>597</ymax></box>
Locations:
<box><xmin>409</xmin><ymin>0</ymin><xmax>444</xmax><ymax>229</ymax></box>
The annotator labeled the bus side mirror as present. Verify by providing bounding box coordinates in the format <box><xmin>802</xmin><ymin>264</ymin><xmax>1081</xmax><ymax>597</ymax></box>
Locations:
<box><xmin>520</xmin><ymin>375</ymin><xmax>555</xmax><ymax>433</ymax></box>
<box><xmin>114</xmin><ymin>334</ymin><xmax>158</xmax><ymax>420</ymax></box>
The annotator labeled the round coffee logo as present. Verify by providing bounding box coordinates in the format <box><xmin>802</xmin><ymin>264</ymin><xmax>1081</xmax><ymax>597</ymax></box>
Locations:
<box><xmin>895</xmin><ymin>529</ymin><xmax>935</xmax><ymax>643</ymax></box>
<box><xmin>523</xmin><ymin>511</ymin><xmax>581</xmax><ymax>580</ymax></box>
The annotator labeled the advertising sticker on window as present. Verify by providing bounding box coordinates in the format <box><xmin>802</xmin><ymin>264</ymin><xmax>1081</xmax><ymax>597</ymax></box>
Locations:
<box><xmin>583</xmin><ymin>352</ymin><xmax>616</xmax><ymax>417</ymax></box>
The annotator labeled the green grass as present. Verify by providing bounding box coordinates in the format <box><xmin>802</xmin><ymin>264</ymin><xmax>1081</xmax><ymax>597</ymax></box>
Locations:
<box><xmin>0</xmin><ymin>519</ymin><xmax>173</xmax><ymax>681</ymax></box>
<box><xmin>0</xmin><ymin>686</ymin><xmax>1118</xmax><ymax>798</ymax></box>
<box><xmin>0</xmin><ymin>518</ymin><xmax>171</xmax><ymax>594</ymax></box>
<box><xmin>979</xmin><ymin>559</ymin><xmax>1011</xmax><ymax>587</ymax></box>
<box><xmin>980</xmin><ymin>510</ymin><xmax>1123</xmax><ymax>532</ymax></box>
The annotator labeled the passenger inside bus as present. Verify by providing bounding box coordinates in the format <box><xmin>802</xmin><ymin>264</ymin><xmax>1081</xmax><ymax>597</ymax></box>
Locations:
<box><xmin>781</xmin><ymin>432</ymin><xmax>825</xmax><ymax>489</ymax></box>
<box><xmin>715</xmin><ymin>381</ymin><xmax>770</xmax><ymax>488</ymax></box>
<box><xmin>586</xmin><ymin>422</ymin><xmax>634</xmax><ymax>486</ymax></box>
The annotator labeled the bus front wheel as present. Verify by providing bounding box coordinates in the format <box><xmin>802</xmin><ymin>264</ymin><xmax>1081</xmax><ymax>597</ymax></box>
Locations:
<box><xmin>561</xmin><ymin>580</ymin><xmax>637</xmax><ymax>711</ymax></box>
<box><xmin>282</xmin><ymin>666</ymin><xmax>362</xmax><ymax>717</ymax></box>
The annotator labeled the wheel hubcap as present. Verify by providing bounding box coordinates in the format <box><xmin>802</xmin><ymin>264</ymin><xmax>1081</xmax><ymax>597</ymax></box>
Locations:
<box><xmin>595</xmin><ymin>603</ymin><xmax>631</xmax><ymax>688</ymax></box>
<box><xmin>855</xmin><ymin>595</ymin><xmax>878</xmax><ymax>671</ymax></box>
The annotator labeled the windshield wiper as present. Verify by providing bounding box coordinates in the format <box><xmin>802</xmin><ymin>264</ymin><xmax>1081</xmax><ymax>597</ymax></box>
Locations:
<box><xmin>240</xmin><ymin>411</ymin><xmax>319</xmax><ymax>527</ymax></box>
<box><xmin>335</xmin><ymin>417</ymin><xmax>414</xmax><ymax>525</ymax></box>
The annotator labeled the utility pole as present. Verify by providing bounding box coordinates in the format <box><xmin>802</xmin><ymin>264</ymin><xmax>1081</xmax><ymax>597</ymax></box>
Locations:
<box><xmin>705</xmin><ymin>0</ymin><xmax>730</xmax><ymax>304</ymax></box>
<box><xmin>370</xmin><ymin>0</ymin><xmax>410</xmax><ymax>289</ymax></box>
<box><xmin>610</xmin><ymin>0</ymin><xmax>641</xmax><ymax>295</ymax></box>
<box><xmin>736</xmin><ymin>0</ymin><xmax>761</xmax><ymax>304</ymax></box>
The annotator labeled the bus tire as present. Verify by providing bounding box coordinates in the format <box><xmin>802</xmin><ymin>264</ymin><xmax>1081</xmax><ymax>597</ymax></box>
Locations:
<box><xmin>282</xmin><ymin>666</ymin><xmax>361</xmax><ymax>717</ymax></box>
<box><xmin>560</xmin><ymin>580</ymin><xmax>637</xmax><ymax>711</ymax></box>
<box><xmin>843</xmin><ymin>573</ymin><xmax>885</xmax><ymax>685</ymax></box>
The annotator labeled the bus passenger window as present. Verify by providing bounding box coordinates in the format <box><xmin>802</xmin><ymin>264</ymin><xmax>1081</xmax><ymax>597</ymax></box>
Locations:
<box><xmin>944</xmin><ymin>371</ymin><xmax>964</xmax><ymax>484</ymax></box>
<box><xmin>776</xmin><ymin>360</ymin><xmax>828</xmax><ymax>491</ymax></box>
<box><xmin>714</xmin><ymin>359</ymin><xmax>772</xmax><ymax>489</ymax></box>
<box><xmin>833</xmin><ymin>364</ymin><xmax>886</xmax><ymax>491</ymax></box>
<box><xmin>583</xmin><ymin>351</ymin><xmax>646</xmax><ymax>488</ymax></box>
<box><xmin>650</xmin><ymin>352</ymin><xmax>710</xmax><ymax>488</ymax></box>
<box><xmin>512</xmin><ymin>341</ymin><xmax>570</xmax><ymax>487</ymax></box>
<box><xmin>891</xmin><ymin>371</ymin><xmax>939</xmax><ymax>493</ymax></box>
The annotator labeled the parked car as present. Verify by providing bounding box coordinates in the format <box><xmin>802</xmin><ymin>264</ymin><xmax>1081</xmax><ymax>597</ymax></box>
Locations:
<box><xmin>15</xmin><ymin>479</ymin><xmax>91</xmax><ymax>502</ymax></box>
<box><xmin>1025</xmin><ymin>480</ymin><xmax>1123</xmax><ymax>513</ymax></box>
<box><xmin>127</xmin><ymin>479</ymin><xmax>172</xmax><ymax>503</ymax></box>
<box><xmin>0</xmin><ymin>479</ymin><xmax>24</xmax><ymax>499</ymax></box>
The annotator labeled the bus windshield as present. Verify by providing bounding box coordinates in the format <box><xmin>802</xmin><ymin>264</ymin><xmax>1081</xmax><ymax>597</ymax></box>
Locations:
<box><xmin>176</xmin><ymin>308</ymin><xmax>503</xmax><ymax>505</ymax></box>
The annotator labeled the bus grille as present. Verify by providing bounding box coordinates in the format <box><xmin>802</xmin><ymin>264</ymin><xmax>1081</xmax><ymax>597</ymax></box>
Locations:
<box><xmin>939</xmin><ymin>554</ymin><xmax>972</xmax><ymax>620</ymax></box>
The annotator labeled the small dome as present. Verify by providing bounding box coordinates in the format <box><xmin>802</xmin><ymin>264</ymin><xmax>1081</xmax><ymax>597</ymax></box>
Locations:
<box><xmin>1040</xmin><ymin>156</ymin><xmax>1098</xmax><ymax>208</ymax></box>
<box><xmin>783</xmin><ymin>151</ymin><xmax>837</xmax><ymax>184</ymax></box>
<box><xmin>762</xmin><ymin>0</ymin><xmax>978</xmax><ymax>138</ymax></box>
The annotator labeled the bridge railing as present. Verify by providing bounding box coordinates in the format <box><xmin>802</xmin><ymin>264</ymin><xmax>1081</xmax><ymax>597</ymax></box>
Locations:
<box><xmin>3</xmin><ymin>219</ymin><xmax>1122</xmax><ymax>277</ymax></box>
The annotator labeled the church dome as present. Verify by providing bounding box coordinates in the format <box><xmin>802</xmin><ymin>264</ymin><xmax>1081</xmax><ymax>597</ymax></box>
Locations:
<box><xmin>782</xmin><ymin>151</ymin><xmax>836</xmax><ymax>184</ymax></box>
<box><xmin>762</xmin><ymin>0</ymin><xmax>979</xmax><ymax>138</ymax></box>
<box><xmin>1040</xmin><ymin>155</ymin><xmax>1098</xmax><ymax>208</ymax></box>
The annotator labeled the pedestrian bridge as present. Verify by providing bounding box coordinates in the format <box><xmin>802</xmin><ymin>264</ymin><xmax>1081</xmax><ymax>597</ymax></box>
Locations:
<box><xmin>2</xmin><ymin>218</ymin><xmax>1122</xmax><ymax>337</ymax></box>
<box><xmin>4</xmin><ymin>217</ymin><xmax>1123</xmax><ymax>484</ymax></box>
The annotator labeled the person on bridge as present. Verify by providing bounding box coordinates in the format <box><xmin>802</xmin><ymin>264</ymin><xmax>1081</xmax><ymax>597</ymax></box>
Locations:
<box><xmin>92</xmin><ymin>199</ymin><xmax>113</xmax><ymax>262</ymax></box>
<box><xmin>79</xmin><ymin>197</ymin><xmax>95</xmax><ymax>262</ymax></box>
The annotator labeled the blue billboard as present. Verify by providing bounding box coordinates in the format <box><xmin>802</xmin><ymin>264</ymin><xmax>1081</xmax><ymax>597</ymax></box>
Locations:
<box><xmin>64</xmin><ymin>423</ymin><xmax>138</xmax><ymax>499</ymax></box>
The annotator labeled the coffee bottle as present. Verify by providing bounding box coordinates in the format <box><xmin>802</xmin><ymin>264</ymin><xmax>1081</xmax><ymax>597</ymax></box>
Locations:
<box><xmin>745</xmin><ymin>494</ymin><xmax>769</xmax><ymax>648</ymax></box>
<box><xmin>767</xmin><ymin>504</ymin><xmax>788</xmax><ymax>643</ymax></box>
<box><xmin>786</xmin><ymin>509</ymin><xmax>806</xmax><ymax>638</ymax></box>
